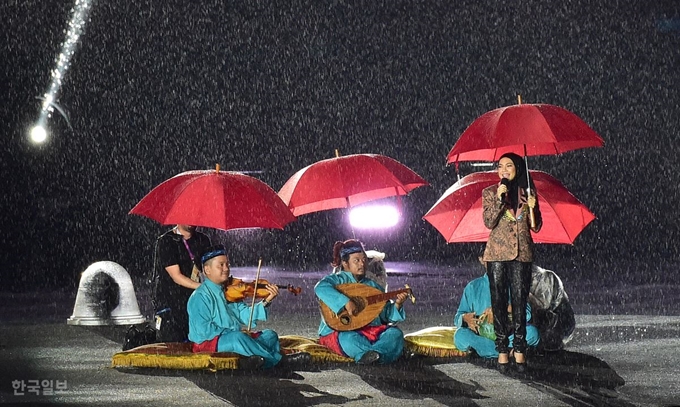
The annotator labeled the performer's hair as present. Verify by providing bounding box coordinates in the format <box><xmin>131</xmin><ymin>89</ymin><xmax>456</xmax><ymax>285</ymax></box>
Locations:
<box><xmin>332</xmin><ymin>239</ymin><xmax>365</xmax><ymax>267</ymax></box>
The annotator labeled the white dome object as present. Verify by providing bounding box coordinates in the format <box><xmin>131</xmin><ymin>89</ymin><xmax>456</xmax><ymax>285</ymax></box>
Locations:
<box><xmin>365</xmin><ymin>250</ymin><xmax>385</xmax><ymax>261</ymax></box>
<box><xmin>67</xmin><ymin>261</ymin><xmax>147</xmax><ymax>326</ymax></box>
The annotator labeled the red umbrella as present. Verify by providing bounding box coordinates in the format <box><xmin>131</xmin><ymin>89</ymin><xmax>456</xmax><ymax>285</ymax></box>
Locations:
<box><xmin>423</xmin><ymin>170</ymin><xmax>595</xmax><ymax>244</ymax></box>
<box><xmin>278</xmin><ymin>153</ymin><xmax>428</xmax><ymax>216</ymax></box>
<box><xmin>446</xmin><ymin>101</ymin><xmax>604</xmax><ymax>164</ymax></box>
<box><xmin>130</xmin><ymin>166</ymin><xmax>295</xmax><ymax>231</ymax></box>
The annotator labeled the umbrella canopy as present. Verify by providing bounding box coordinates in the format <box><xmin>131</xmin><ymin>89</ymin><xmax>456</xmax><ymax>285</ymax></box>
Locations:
<box><xmin>423</xmin><ymin>170</ymin><xmax>595</xmax><ymax>244</ymax></box>
<box><xmin>130</xmin><ymin>168</ymin><xmax>296</xmax><ymax>231</ymax></box>
<box><xmin>446</xmin><ymin>103</ymin><xmax>604</xmax><ymax>163</ymax></box>
<box><xmin>278</xmin><ymin>154</ymin><xmax>428</xmax><ymax>217</ymax></box>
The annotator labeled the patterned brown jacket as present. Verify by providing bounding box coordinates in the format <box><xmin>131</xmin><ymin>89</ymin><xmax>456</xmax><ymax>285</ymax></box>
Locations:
<box><xmin>481</xmin><ymin>184</ymin><xmax>542</xmax><ymax>263</ymax></box>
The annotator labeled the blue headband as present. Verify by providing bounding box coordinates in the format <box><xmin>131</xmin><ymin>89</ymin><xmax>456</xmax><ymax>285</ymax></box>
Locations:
<box><xmin>340</xmin><ymin>246</ymin><xmax>364</xmax><ymax>260</ymax></box>
<box><xmin>201</xmin><ymin>248</ymin><xmax>226</xmax><ymax>265</ymax></box>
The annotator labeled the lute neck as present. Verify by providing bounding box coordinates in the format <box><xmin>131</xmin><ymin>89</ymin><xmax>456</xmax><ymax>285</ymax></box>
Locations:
<box><xmin>366</xmin><ymin>288</ymin><xmax>411</xmax><ymax>305</ymax></box>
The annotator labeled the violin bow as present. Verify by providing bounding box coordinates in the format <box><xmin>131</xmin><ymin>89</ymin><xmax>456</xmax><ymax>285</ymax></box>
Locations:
<box><xmin>246</xmin><ymin>258</ymin><xmax>263</xmax><ymax>333</ymax></box>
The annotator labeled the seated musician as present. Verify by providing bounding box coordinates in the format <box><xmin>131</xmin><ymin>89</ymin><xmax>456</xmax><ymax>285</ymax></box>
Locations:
<box><xmin>453</xmin><ymin>261</ymin><xmax>540</xmax><ymax>359</ymax></box>
<box><xmin>187</xmin><ymin>245</ymin><xmax>310</xmax><ymax>369</ymax></box>
<box><xmin>315</xmin><ymin>239</ymin><xmax>409</xmax><ymax>365</ymax></box>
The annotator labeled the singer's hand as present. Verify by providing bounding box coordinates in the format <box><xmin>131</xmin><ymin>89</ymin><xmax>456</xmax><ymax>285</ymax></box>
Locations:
<box><xmin>497</xmin><ymin>184</ymin><xmax>508</xmax><ymax>200</ymax></box>
<box><xmin>527</xmin><ymin>194</ymin><xmax>536</xmax><ymax>209</ymax></box>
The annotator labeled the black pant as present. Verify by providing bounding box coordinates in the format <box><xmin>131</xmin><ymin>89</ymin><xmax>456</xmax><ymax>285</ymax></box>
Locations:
<box><xmin>487</xmin><ymin>261</ymin><xmax>532</xmax><ymax>354</ymax></box>
<box><xmin>154</xmin><ymin>306</ymin><xmax>189</xmax><ymax>343</ymax></box>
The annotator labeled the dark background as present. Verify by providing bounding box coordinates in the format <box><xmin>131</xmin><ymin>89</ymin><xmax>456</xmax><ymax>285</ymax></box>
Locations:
<box><xmin>2</xmin><ymin>0</ymin><xmax>679</xmax><ymax>292</ymax></box>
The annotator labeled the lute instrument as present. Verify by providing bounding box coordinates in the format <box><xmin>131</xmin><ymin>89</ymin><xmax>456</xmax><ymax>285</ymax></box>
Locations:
<box><xmin>319</xmin><ymin>283</ymin><xmax>415</xmax><ymax>331</ymax></box>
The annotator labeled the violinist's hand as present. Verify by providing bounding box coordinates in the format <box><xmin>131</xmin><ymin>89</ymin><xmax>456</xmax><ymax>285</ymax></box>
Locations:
<box><xmin>394</xmin><ymin>292</ymin><xmax>409</xmax><ymax>309</ymax></box>
<box><xmin>497</xmin><ymin>183</ymin><xmax>508</xmax><ymax>200</ymax></box>
<box><xmin>527</xmin><ymin>194</ymin><xmax>536</xmax><ymax>209</ymax></box>
<box><xmin>345</xmin><ymin>299</ymin><xmax>358</xmax><ymax>316</ymax></box>
<box><xmin>463</xmin><ymin>313</ymin><xmax>481</xmax><ymax>334</ymax></box>
<box><xmin>264</xmin><ymin>284</ymin><xmax>279</xmax><ymax>303</ymax></box>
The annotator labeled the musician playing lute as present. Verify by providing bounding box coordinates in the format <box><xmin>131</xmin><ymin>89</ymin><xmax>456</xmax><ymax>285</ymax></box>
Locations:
<box><xmin>315</xmin><ymin>239</ymin><xmax>410</xmax><ymax>365</ymax></box>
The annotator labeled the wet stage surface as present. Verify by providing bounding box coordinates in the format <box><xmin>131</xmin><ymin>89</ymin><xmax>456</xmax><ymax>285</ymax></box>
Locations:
<box><xmin>1</xmin><ymin>260</ymin><xmax>679</xmax><ymax>406</ymax></box>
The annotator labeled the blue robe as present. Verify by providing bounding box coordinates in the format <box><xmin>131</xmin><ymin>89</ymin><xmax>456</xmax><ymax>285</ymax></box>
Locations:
<box><xmin>315</xmin><ymin>270</ymin><xmax>406</xmax><ymax>363</ymax></box>
<box><xmin>187</xmin><ymin>279</ymin><xmax>282</xmax><ymax>368</ymax></box>
<box><xmin>453</xmin><ymin>274</ymin><xmax>539</xmax><ymax>358</ymax></box>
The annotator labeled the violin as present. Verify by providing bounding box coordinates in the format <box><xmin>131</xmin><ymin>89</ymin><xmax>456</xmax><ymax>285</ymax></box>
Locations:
<box><xmin>225</xmin><ymin>276</ymin><xmax>302</xmax><ymax>302</ymax></box>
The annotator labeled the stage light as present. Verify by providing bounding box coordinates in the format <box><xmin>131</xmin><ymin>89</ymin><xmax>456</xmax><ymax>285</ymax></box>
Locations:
<box><xmin>32</xmin><ymin>0</ymin><xmax>93</xmax><ymax>145</ymax></box>
<box><xmin>30</xmin><ymin>125</ymin><xmax>48</xmax><ymax>144</ymax></box>
<box><xmin>349</xmin><ymin>204</ymin><xmax>400</xmax><ymax>230</ymax></box>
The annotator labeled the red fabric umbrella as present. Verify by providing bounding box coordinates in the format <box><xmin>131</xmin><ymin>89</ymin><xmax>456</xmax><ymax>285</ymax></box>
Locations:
<box><xmin>130</xmin><ymin>167</ymin><xmax>295</xmax><ymax>231</ymax></box>
<box><xmin>423</xmin><ymin>170</ymin><xmax>595</xmax><ymax>244</ymax></box>
<box><xmin>446</xmin><ymin>103</ymin><xmax>604</xmax><ymax>163</ymax></box>
<box><xmin>278</xmin><ymin>154</ymin><xmax>428</xmax><ymax>216</ymax></box>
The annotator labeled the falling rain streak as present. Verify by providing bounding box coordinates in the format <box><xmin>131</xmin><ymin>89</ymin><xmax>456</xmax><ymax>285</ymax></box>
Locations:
<box><xmin>31</xmin><ymin>0</ymin><xmax>93</xmax><ymax>144</ymax></box>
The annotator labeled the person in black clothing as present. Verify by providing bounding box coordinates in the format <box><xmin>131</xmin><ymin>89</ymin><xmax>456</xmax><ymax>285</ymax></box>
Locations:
<box><xmin>153</xmin><ymin>224</ymin><xmax>211</xmax><ymax>342</ymax></box>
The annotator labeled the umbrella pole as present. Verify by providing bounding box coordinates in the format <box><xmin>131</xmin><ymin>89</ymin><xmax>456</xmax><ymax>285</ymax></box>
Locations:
<box><xmin>519</xmin><ymin>96</ymin><xmax>535</xmax><ymax>228</ymax></box>
<box><xmin>523</xmin><ymin>146</ymin><xmax>536</xmax><ymax>229</ymax></box>
<box><xmin>345</xmin><ymin>198</ymin><xmax>356</xmax><ymax>238</ymax></box>
<box><xmin>396</xmin><ymin>189</ymin><xmax>403</xmax><ymax>215</ymax></box>
<box><xmin>246</xmin><ymin>258</ymin><xmax>263</xmax><ymax>333</ymax></box>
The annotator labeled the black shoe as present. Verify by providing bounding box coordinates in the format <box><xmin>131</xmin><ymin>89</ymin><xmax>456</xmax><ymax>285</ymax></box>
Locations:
<box><xmin>239</xmin><ymin>355</ymin><xmax>265</xmax><ymax>370</ymax></box>
<box><xmin>357</xmin><ymin>351</ymin><xmax>381</xmax><ymax>365</ymax></box>
<box><xmin>497</xmin><ymin>362</ymin><xmax>510</xmax><ymax>374</ymax></box>
<box><xmin>280</xmin><ymin>352</ymin><xmax>312</xmax><ymax>368</ymax></box>
<box><xmin>513</xmin><ymin>352</ymin><xmax>528</xmax><ymax>373</ymax></box>
<box><xmin>515</xmin><ymin>362</ymin><xmax>527</xmax><ymax>373</ymax></box>
<box><xmin>403</xmin><ymin>351</ymin><xmax>418</xmax><ymax>360</ymax></box>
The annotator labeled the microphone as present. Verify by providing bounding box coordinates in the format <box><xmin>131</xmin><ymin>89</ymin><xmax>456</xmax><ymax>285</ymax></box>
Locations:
<box><xmin>500</xmin><ymin>178</ymin><xmax>510</xmax><ymax>202</ymax></box>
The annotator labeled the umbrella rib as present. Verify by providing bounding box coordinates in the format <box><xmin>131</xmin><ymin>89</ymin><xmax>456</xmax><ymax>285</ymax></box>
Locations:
<box><xmin>535</xmin><ymin>196</ymin><xmax>571</xmax><ymax>241</ymax></box>
<box><xmin>165</xmin><ymin>173</ymin><xmax>212</xmax><ymax>222</ymax></box>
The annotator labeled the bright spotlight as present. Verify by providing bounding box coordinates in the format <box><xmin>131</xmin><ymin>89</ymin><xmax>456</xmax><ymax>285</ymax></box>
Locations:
<box><xmin>349</xmin><ymin>204</ymin><xmax>400</xmax><ymax>230</ymax></box>
<box><xmin>30</xmin><ymin>125</ymin><xmax>48</xmax><ymax>144</ymax></box>
<box><xmin>33</xmin><ymin>0</ymin><xmax>93</xmax><ymax>143</ymax></box>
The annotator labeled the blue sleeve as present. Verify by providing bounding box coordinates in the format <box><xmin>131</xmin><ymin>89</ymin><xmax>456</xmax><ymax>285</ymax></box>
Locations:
<box><xmin>187</xmin><ymin>290</ymin><xmax>220</xmax><ymax>343</ymax></box>
<box><xmin>234</xmin><ymin>301</ymin><xmax>268</xmax><ymax>328</ymax></box>
<box><xmin>454</xmin><ymin>284</ymin><xmax>475</xmax><ymax>328</ymax></box>
<box><xmin>314</xmin><ymin>273</ymin><xmax>351</xmax><ymax>314</ymax></box>
<box><xmin>379</xmin><ymin>299</ymin><xmax>406</xmax><ymax>323</ymax></box>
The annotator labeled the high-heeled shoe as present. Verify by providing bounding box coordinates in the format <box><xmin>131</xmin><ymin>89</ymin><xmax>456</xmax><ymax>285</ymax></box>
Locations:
<box><xmin>497</xmin><ymin>352</ymin><xmax>510</xmax><ymax>373</ymax></box>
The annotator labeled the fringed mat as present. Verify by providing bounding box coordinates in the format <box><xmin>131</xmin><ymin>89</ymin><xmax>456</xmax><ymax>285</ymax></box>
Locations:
<box><xmin>111</xmin><ymin>342</ymin><xmax>240</xmax><ymax>372</ymax></box>
<box><xmin>111</xmin><ymin>335</ymin><xmax>353</xmax><ymax>371</ymax></box>
<box><xmin>112</xmin><ymin>328</ymin><xmax>467</xmax><ymax>371</ymax></box>
<box><xmin>404</xmin><ymin>327</ymin><xmax>470</xmax><ymax>358</ymax></box>
<box><xmin>279</xmin><ymin>335</ymin><xmax>354</xmax><ymax>363</ymax></box>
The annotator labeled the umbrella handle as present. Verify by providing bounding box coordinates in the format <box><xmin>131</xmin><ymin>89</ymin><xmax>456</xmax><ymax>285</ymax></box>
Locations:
<box><xmin>526</xmin><ymin>185</ymin><xmax>536</xmax><ymax>229</ymax></box>
<box><xmin>523</xmin><ymin>152</ymin><xmax>536</xmax><ymax>229</ymax></box>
